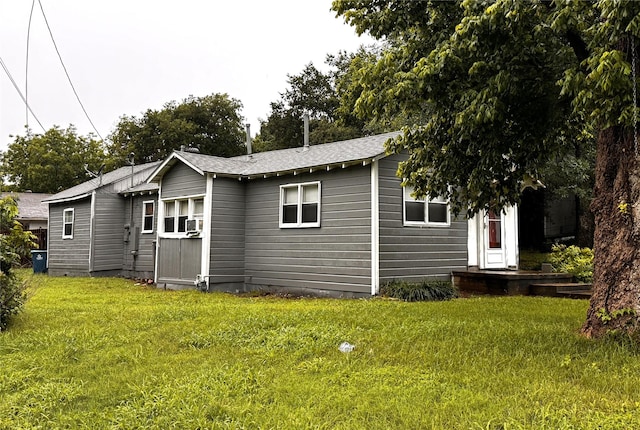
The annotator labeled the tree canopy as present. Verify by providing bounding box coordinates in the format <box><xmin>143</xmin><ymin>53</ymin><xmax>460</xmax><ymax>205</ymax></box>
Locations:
<box><xmin>333</xmin><ymin>0</ymin><xmax>640</xmax><ymax>337</ymax></box>
<box><xmin>254</xmin><ymin>62</ymin><xmax>371</xmax><ymax>152</ymax></box>
<box><xmin>108</xmin><ymin>93</ymin><xmax>246</xmax><ymax>164</ymax></box>
<box><xmin>0</xmin><ymin>126</ymin><xmax>107</xmax><ymax>193</ymax></box>
<box><xmin>334</xmin><ymin>0</ymin><xmax>589</xmax><ymax>215</ymax></box>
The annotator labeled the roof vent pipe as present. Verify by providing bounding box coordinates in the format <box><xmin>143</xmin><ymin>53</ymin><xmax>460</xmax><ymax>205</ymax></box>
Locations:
<box><xmin>303</xmin><ymin>113</ymin><xmax>310</xmax><ymax>151</ymax></box>
<box><xmin>245</xmin><ymin>123</ymin><xmax>252</xmax><ymax>157</ymax></box>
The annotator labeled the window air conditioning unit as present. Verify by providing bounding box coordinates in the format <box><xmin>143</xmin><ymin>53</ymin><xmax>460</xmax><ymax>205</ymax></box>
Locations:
<box><xmin>186</xmin><ymin>219</ymin><xmax>200</xmax><ymax>234</ymax></box>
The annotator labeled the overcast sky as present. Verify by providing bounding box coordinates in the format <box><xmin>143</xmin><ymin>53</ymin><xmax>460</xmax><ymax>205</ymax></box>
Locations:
<box><xmin>0</xmin><ymin>1</ymin><xmax>373</xmax><ymax>152</ymax></box>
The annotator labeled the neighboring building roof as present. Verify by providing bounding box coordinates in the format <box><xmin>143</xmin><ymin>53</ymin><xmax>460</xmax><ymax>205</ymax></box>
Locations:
<box><xmin>1</xmin><ymin>192</ymin><xmax>51</xmax><ymax>221</ymax></box>
<box><xmin>44</xmin><ymin>161</ymin><xmax>161</xmax><ymax>204</ymax></box>
<box><xmin>148</xmin><ymin>131</ymin><xmax>401</xmax><ymax>182</ymax></box>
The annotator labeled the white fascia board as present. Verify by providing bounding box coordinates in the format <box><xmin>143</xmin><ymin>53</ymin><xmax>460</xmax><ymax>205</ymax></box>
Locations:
<box><xmin>43</xmin><ymin>192</ymin><xmax>93</xmax><ymax>205</ymax></box>
<box><xmin>370</xmin><ymin>160</ymin><xmax>380</xmax><ymax>296</ymax></box>
<box><xmin>200</xmin><ymin>174</ymin><xmax>214</xmax><ymax>287</ymax></box>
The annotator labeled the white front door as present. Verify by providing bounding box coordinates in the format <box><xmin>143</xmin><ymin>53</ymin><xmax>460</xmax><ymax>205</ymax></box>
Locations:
<box><xmin>483</xmin><ymin>209</ymin><xmax>507</xmax><ymax>269</ymax></box>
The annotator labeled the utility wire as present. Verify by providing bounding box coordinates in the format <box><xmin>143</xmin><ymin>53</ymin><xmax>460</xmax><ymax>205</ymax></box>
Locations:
<box><xmin>36</xmin><ymin>0</ymin><xmax>105</xmax><ymax>141</ymax></box>
<box><xmin>0</xmin><ymin>55</ymin><xmax>46</xmax><ymax>132</ymax></box>
<box><xmin>26</xmin><ymin>0</ymin><xmax>36</xmax><ymax>130</ymax></box>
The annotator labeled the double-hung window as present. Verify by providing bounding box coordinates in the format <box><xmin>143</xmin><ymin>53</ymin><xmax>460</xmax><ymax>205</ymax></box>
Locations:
<box><xmin>162</xmin><ymin>197</ymin><xmax>205</xmax><ymax>234</ymax></box>
<box><xmin>280</xmin><ymin>182</ymin><xmax>321</xmax><ymax>228</ymax></box>
<box><xmin>177</xmin><ymin>200</ymin><xmax>189</xmax><ymax>233</ymax></box>
<box><xmin>403</xmin><ymin>186</ymin><xmax>450</xmax><ymax>226</ymax></box>
<box><xmin>192</xmin><ymin>198</ymin><xmax>204</xmax><ymax>231</ymax></box>
<box><xmin>164</xmin><ymin>201</ymin><xmax>176</xmax><ymax>233</ymax></box>
<box><xmin>62</xmin><ymin>208</ymin><xmax>74</xmax><ymax>239</ymax></box>
<box><xmin>142</xmin><ymin>201</ymin><xmax>155</xmax><ymax>233</ymax></box>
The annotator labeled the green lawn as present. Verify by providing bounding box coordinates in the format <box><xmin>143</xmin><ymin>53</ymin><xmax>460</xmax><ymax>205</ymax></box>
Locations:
<box><xmin>1</xmin><ymin>273</ymin><xmax>639</xmax><ymax>429</ymax></box>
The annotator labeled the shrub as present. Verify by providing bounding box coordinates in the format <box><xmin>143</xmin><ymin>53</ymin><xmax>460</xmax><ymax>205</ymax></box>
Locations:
<box><xmin>380</xmin><ymin>279</ymin><xmax>458</xmax><ymax>302</ymax></box>
<box><xmin>548</xmin><ymin>244</ymin><xmax>594</xmax><ymax>283</ymax></box>
<box><xmin>0</xmin><ymin>271</ymin><xmax>26</xmax><ymax>331</ymax></box>
<box><xmin>0</xmin><ymin>196</ymin><xmax>36</xmax><ymax>330</ymax></box>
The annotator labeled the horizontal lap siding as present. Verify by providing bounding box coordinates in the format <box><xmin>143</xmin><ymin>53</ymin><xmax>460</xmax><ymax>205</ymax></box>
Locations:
<box><xmin>92</xmin><ymin>193</ymin><xmax>125</xmax><ymax>273</ymax></box>
<box><xmin>378</xmin><ymin>154</ymin><xmax>468</xmax><ymax>282</ymax></box>
<box><xmin>209</xmin><ymin>179</ymin><xmax>245</xmax><ymax>287</ymax></box>
<box><xmin>47</xmin><ymin>199</ymin><xmax>91</xmax><ymax>275</ymax></box>
<box><xmin>245</xmin><ymin>166</ymin><xmax>372</xmax><ymax>295</ymax></box>
<box><xmin>161</xmin><ymin>163</ymin><xmax>205</xmax><ymax>198</ymax></box>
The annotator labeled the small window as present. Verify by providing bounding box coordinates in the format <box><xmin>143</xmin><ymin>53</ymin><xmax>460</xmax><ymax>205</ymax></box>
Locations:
<box><xmin>164</xmin><ymin>201</ymin><xmax>175</xmax><ymax>233</ymax></box>
<box><xmin>487</xmin><ymin>210</ymin><xmax>502</xmax><ymax>249</ymax></box>
<box><xmin>62</xmin><ymin>208</ymin><xmax>74</xmax><ymax>239</ymax></box>
<box><xmin>280</xmin><ymin>182</ymin><xmax>320</xmax><ymax>228</ymax></box>
<box><xmin>177</xmin><ymin>200</ymin><xmax>189</xmax><ymax>233</ymax></box>
<box><xmin>192</xmin><ymin>198</ymin><xmax>204</xmax><ymax>231</ymax></box>
<box><xmin>142</xmin><ymin>201</ymin><xmax>155</xmax><ymax>233</ymax></box>
<box><xmin>403</xmin><ymin>186</ymin><xmax>450</xmax><ymax>226</ymax></box>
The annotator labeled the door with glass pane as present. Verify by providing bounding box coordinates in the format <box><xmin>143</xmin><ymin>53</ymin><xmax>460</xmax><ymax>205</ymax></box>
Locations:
<box><xmin>484</xmin><ymin>209</ymin><xmax>507</xmax><ymax>269</ymax></box>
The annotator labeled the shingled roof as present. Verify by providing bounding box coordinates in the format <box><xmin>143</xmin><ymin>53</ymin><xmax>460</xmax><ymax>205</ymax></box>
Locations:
<box><xmin>148</xmin><ymin>131</ymin><xmax>400</xmax><ymax>182</ymax></box>
<box><xmin>44</xmin><ymin>161</ymin><xmax>161</xmax><ymax>204</ymax></box>
<box><xmin>1</xmin><ymin>192</ymin><xmax>51</xmax><ymax>221</ymax></box>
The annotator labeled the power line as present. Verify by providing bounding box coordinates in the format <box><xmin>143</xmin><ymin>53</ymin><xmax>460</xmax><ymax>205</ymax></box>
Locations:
<box><xmin>26</xmin><ymin>0</ymin><xmax>36</xmax><ymax>130</ymax></box>
<box><xmin>0</xmin><ymin>54</ymin><xmax>46</xmax><ymax>132</ymax></box>
<box><xmin>36</xmin><ymin>0</ymin><xmax>105</xmax><ymax>141</ymax></box>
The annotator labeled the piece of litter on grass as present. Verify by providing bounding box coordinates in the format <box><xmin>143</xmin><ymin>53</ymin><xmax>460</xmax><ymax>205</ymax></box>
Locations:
<box><xmin>339</xmin><ymin>342</ymin><xmax>355</xmax><ymax>353</ymax></box>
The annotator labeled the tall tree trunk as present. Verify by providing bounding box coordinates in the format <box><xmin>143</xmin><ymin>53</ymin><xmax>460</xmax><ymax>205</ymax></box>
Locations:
<box><xmin>582</xmin><ymin>126</ymin><xmax>640</xmax><ymax>337</ymax></box>
<box><xmin>575</xmin><ymin>194</ymin><xmax>594</xmax><ymax>249</ymax></box>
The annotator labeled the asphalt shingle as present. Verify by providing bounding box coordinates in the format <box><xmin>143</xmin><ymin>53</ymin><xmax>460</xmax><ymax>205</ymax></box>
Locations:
<box><xmin>174</xmin><ymin>131</ymin><xmax>401</xmax><ymax>178</ymax></box>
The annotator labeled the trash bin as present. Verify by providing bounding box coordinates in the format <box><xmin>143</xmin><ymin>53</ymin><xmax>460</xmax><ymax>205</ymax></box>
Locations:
<box><xmin>31</xmin><ymin>250</ymin><xmax>47</xmax><ymax>274</ymax></box>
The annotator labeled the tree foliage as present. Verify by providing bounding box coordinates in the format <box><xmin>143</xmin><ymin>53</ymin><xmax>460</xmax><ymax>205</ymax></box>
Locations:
<box><xmin>254</xmin><ymin>62</ymin><xmax>368</xmax><ymax>152</ymax></box>
<box><xmin>334</xmin><ymin>0</ymin><xmax>587</xmax><ymax>216</ymax></box>
<box><xmin>333</xmin><ymin>0</ymin><xmax>640</xmax><ymax>337</ymax></box>
<box><xmin>0</xmin><ymin>126</ymin><xmax>107</xmax><ymax>193</ymax></box>
<box><xmin>108</xmin><ymin>93</ymin><xmax>246</xmax><ymax>164</ymax></box>
<box><xmin>0</xmin><ymin>196</ymin><xmax>36</xmax><ymax>330</ymax></box>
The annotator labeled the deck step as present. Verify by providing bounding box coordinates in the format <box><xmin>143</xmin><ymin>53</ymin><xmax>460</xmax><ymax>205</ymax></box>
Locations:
<box><xmin>529</xmin><ymin>283</ymin><xmax>592</xmax><ymax>298</ymax></box>
<box><xmin>453</xmin><ymin>269</ymin><xmax>573</xmax><ymax>296</ymax></box>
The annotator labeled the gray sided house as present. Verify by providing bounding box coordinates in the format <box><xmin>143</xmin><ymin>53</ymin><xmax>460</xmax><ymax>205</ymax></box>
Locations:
<box><xmin>44</xmin><ymin>132</ymin><xmax>517</xmax><ymax>296</ymax></box>
<box><xmin>147</xmin><ymin>132</ymin><xmax>469</xmax><ymax>296</ymax></box>
<box><xmin>44</xmin><ymin>162</ymin><xmax>160</xmax><ymax>278</ymax></box>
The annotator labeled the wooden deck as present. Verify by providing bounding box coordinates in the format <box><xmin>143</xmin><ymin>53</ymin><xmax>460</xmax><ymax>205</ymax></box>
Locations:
<box><xmin>452</xmin><ymin>268</ymin><xmax>590</xmax><ymax>298</ymax></box>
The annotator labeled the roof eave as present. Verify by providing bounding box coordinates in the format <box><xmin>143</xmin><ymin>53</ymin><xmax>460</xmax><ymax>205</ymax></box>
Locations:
<box><xmin>42</xmin><ymin>192</ymin><xmax>93</xmax><ymax>205</ymax></box>
<box><xmin>242</xmin><ymin>154</ymin><xmax>387</xmax><ymax>180</ymax></box>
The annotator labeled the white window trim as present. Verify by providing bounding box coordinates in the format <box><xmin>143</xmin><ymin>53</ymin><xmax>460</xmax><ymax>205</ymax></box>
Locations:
<box><xmin>62</xmin><ymin>208</ymin><xmax>74</xmax><ymax>239</ymax></box>
<box><xmin>402</xmin><ymin>186</ymin><xmax>451</xmax><ymax>227</ymax></box>
<box><xmin>141</xmin><ymin>200</ymin><xmax>155</xmax><ymax>234</ymax></box>
<box><xmin>159</xmin><ymin>195</ymin><xmax>205</xmax><ymax>237</ymax></box>
<box><xmin>279</xmin><ymin>181</ymin><xmax>321</xmax><ymax>228</ymax></box>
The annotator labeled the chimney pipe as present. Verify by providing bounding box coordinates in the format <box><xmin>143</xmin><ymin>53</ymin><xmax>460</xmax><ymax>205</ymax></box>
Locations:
<box><xmin>303</xmin><ymin>113</ymin><xmax>309</xmax><ymax>150</ymax></box>
<box><xmin>245</xmin><ymin>124</ymin><xmax>252</xmax><ymax>156</ymax></box>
